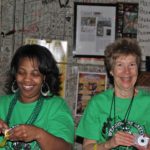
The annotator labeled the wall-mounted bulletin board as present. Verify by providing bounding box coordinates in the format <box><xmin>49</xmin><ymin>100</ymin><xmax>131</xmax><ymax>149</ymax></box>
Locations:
<box><xmin>73</xmin><ymin>2</ymin><xmax>116</xmax><ymax>57</ymax></box>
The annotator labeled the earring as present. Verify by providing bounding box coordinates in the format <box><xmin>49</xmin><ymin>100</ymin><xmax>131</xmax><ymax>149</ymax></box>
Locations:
<box><xmin>41</xmin><ymin>82</ymin><xmax>50</xmax><ymax>96</ymax></box>
<box><xmin>11</xmin><ymin>80</ymin><xmax>18</xmax><ymax>93</ymax></box>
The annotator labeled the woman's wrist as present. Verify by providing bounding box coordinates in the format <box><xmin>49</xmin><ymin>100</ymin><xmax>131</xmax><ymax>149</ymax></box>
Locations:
<box><xmin>103</xmin><ymin>140</ymin><xmax>112</xmax><ymax>150</ymax></box>
<box><xmin>35</xmin><ymin>128</ymin><xmax>43</xmax><ymax>142</ymax></box>
<box><xmin>94</xmin><ymin>141</ymin><xmax>112</xmax><ymax>150</ymax></box>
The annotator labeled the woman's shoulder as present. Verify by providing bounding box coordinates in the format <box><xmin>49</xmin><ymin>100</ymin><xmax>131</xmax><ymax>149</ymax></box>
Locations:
<box><xmin>0</xmin><ymin>94</ymin><xmax>14</xmax><ymax>106</ymax></box>
<box><xmin>137</xmin><ymin>88</ymin><xmax>150</xmax><ymax>96</ymax></box>
<box><xmin>0</xmin><ymin>94</ymin><xmax>14</xmax><ymax>100</ymax></box>
<box><xmin>43</xmin><ymin>95</ymin><xmax>72</xmax><ymax>116</ymax></box>
<box><xmin>135</xmin><ymin>88</ymin><xmax>150</xmax><ymax>103</ymax></box>
<box><xmin>87</xmin><ymin>88</ymin><xmax>113</xmax><ymax>107</ymax></box>
<box><xmin>44</xmin><ymin>95</ymin><xmax>65</xmax><ymax>102</ymax></box>
<box><xmin>92</xmin><ymin>88</ymin><xmax>113</xmax><ymax>99</ymax></box>
<box><xmin>43</xmin><ymin>95</ymin><xmax>70</xmax><ymax>108</ymax></box>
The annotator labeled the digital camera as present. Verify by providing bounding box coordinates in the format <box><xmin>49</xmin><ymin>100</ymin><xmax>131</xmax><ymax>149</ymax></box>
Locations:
<box><xmin>134</xmin><ymin>134</ymin><xmax>149</xmax><ymax>148</ymax></box>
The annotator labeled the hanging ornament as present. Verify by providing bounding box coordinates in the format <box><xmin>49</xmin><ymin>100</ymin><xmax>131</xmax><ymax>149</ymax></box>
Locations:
<box><xmin>59</xmin><ymin>0</ymin><xmax>69</xmax><ymax>8</ymax></box>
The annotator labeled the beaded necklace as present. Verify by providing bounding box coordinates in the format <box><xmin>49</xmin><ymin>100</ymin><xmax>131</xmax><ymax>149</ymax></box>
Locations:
<box><xmin>5</xmin><ymin>93</ymin><xmax>44</xmax><ymax>125</ymax></box>
<box><xmin>5</xmin><ymin>92</ymin><xmax>44</xmax><ymax>150</ymax></box>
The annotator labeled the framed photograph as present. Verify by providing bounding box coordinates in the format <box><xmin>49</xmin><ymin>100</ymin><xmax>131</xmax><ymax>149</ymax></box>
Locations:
<box><xmin>24</xmin><ymin>38</ymin><xmax>68</xmax><ymax>63</ymax></box>
<box><xmin>116</xmin><ymin>3</ymin><xmax>138</xmax><ymax>38</ymax></box>
<box><xmin>75</xmin><ymin>72</ymin><xmax>107</xmax><ymax>116</ymax></box>
<box><xmin>73</xmin><ymin>2</ymin><xmax>116</xmax><ymax>56</ymax></box>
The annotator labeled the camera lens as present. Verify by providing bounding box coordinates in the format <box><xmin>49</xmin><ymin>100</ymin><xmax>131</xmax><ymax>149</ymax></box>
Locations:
<box><xmin>141</xmin><ymin>139</ymin><xmax>145</xmax><ymax>143</ymax></box>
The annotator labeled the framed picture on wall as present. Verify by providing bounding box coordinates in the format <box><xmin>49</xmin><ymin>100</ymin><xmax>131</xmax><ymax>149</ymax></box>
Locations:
<box><xmin>73</xmin><ymin>2</ymin><xmax>116</xmax><ymax>56</ymax></box>
<box><xmin>75</xmin><ymin>72</ymin><xmax>107</xmax><ymax>116</ymax></box>
<box><xmin>116</xmin><ymin>2</ymin><xmax>138</xmax><ymax>39</ymax></box>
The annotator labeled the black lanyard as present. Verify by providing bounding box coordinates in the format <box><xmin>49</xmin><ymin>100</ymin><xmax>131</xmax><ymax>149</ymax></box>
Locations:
<box><xmin>102</xmin><ymin>89</ymin><xmax>135</xmax><ymax>136</ymax></box>
<box><xmin>111</xmin><ymin>90</ymin><xmax>135</xmax><ymax>131</ymax></box>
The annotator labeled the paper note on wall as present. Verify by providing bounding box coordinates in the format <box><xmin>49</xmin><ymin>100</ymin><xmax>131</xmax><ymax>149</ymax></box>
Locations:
<box><xmin>137</xmin><ymin>0</ymin><xmax>150</xmax><ymax>57</ymax></box>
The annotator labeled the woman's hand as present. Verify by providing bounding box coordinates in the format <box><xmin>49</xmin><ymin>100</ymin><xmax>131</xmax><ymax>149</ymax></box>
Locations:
<box><xmin>108</xmin><ymin>131</ymin><xmax>135</xmax><ymax>148</ymax></box>
<box><xmin>145</xmin><ymin>140</ymin><xmax>150</xmax><ymax>150</ymax></box>
<box><xmin>7</xmin><ymin>124</ymin><xmax>71</xmax><ymax>150</ymax></box>
<box><xmin>0</xmin><ymin>119</ymin><xmax>8</xmax><ymax>134</ymax></box>
<box><xmin>83</xmin><ymin>131</ymin><xmax>135</xmax><ymax>150</ymax></box>
<box><xmin>7</xmin><ymin>124</ymin><xmax>40</xmax><ymax>142</ymax></box>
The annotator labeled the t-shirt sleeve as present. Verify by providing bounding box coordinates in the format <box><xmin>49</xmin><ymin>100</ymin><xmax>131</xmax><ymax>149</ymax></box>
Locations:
<box><xmin>76</xmin><ymin>96</ymin><xmax>101</xmax><ymax>141</ymax></box>
<box><xmin>47</xmin><ymin>99</ymin><xmax>74</xmax><ymax>144</ymax></box>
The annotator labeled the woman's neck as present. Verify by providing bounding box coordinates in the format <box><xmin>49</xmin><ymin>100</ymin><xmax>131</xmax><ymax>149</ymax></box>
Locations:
<box><xmin>115</xmin><ymin>88</ymin><xmax>136</xmax><ymax>98</ymax></box>
<box><xmin>19</xmin><ymin>94</ymin><xmax>41</xmax><ymax>103</ymax></box>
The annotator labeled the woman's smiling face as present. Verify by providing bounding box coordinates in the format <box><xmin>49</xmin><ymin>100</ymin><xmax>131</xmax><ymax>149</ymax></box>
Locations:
<box><xmin>16</xmin><ymin>57</ymin><xmax>44</xmax><ymax>103</ymax></box>
<box><xmin>111</xmin><ymin>54</ymin><xmax>138</xmax><ymax>95</ymax></box>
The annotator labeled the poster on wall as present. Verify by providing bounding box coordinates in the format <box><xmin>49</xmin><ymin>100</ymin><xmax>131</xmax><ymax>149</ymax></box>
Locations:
<box><xmin>73</xmin><ymin>2</ymin><xmax>116</xmax><ymax>56</ymax></box>
<box><xmin>137</xmin><ymin>0</ymin><xmax>150</xmax><ymax>57</ymax></box>
<box><xmin>116</xmin><ymin>3</ymin><xmax>138</xmax><ymax>39</ymax></box>
<box><xmin>24</xmin><ymin>38</ymin><xmax>68</xmax><ymax>98</ymax></box>
<box><xmin>75</xmin><ymin>72</ymin><xmax>107</xmax><ymax>116</ymax></box>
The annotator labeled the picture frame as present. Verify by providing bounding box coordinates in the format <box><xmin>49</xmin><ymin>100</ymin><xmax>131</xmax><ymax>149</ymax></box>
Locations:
<box><xmin>116</xmin><ymin>2</ymin><xmax>138</xmax><ymax>39</ymax></box>
<box><xmin>73</xmin><ymin>2</ymin><xmax>116</xmax><ymax>56</ymax></box>
<box><xmin>75</xmin><ymin>71</ymin><xmax>107</xmax><ymax>116</ymax></box>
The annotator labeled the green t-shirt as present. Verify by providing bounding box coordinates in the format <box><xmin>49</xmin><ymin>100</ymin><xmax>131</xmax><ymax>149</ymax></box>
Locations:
<box><xmin>76</xmin><ymin>88</ymin><xmax>150</xmax><ymax>149</ymax></box>
<box><xmin>0</xmin><ymin>94</ymin><xmax>74</xmax><ymax>149</ymax></box>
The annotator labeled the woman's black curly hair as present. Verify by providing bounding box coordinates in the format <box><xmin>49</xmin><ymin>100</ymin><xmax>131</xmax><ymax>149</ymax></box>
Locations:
<box><xmin>4</xmin><ymin>44</ymin><xmax>61</xmax><ymax>96</ymax></box>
